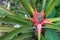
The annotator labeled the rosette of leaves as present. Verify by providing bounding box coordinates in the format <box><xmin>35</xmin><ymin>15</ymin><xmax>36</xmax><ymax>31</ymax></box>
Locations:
<box><xmin>0</xmin><ymin>0</ymin><xmax>60</xmax><ymax>40</ymax></box>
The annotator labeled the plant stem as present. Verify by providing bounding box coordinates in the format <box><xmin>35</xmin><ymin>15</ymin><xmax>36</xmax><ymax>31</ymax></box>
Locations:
<box><xmin>37</xmin><ymin>24</ymin><xmax>42</xmax><ymax>40</ymax></box>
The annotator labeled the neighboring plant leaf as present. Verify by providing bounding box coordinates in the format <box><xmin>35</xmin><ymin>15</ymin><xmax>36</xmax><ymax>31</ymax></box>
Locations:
<box><xmin>44</xmin><ymin>29</ymin><xmax>60</xmax><ymax>40</ymax></box>
<box><xmin>11</xmin><ymin>32</ymin><xmax>32</xmax><ymax>40</ymax></box>
<box><xmin>20</xmin><ymin>0</ymin><xmax>34</xmax><ymax>16</ymax></box>
<box><xmin>42</xmin><ymin>0</ymin><xmax>47</xmax><ymax>9</ymax></box>
<box><xmin>0</xmin><ymin>17</ymin><xmax>27</xmax><ymax>25</ymax></box>
<box><xmin>46</xmin><ymin>8</ymin><xmax>56</xmax><ymax>18</ymax></box>
<box><xmin>0</xmin><ymin>7</ymin><xmax>32</xmax><ymax>25</ymax></box>
<box><xmin>30</xmin><ymin>0</ymin><xmax>36</xmax><ymax>9</ymax></box>
<box><xmin>0</xmin><ymin>25</ymin><xmax>33</xmax><ymax>40</ymax></box>
<box><xmin>0</xmin><ymin>25</ymin><xmax>15</xmax><ymax>32</ymax></box>
<box><xmin>13</xmin><ymin>8</ymin><xmax>30</xmax><ymax>17</ymax></box>
<box><xmin>48</xmin><ymin>17</ymin><xmax>60</xmax><ymax>22</ymax></box>
<box><xmin>36</xmin><ymin>3</ymin><xmax>42</xmax><ymax>12</ymax></box>
<box><xmin>54</xmin><ymin>22</ymin><xmax>60</xmax><ymax>25</ymax></box>
<box><xmin>45</xmin><ymin>0</ymin><xmax>53</xmax><ymax>10</ymax></box>
<box><xmin>56</xmin><ymin>0</ymin><xmax>60</xmax><ymax>6</ymax></box>
<box><xmin>41</xmin><ymin>35</ymin><xmax>47</xmax><ymax>40</ymax></box>
<box><xmin>45</xmin><ymin>0</ymin><xmax>58</xmax><ymax>17</ymax></box>
<box><xmin>55</xmin><ymin>11</ymin><xmax>60</xmax><ymax>17</ymax></box>
<box><xmin>44</xmin><ymin>24</ymin><xmax>60</xmax><ymax>30</ymax></box>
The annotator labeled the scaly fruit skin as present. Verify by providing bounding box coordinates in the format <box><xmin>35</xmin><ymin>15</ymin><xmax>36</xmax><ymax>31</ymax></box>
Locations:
<box><xmin>28</xmin><ymin>10</ymin><xmax>51</xmax><ymax>40</ymax></box>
